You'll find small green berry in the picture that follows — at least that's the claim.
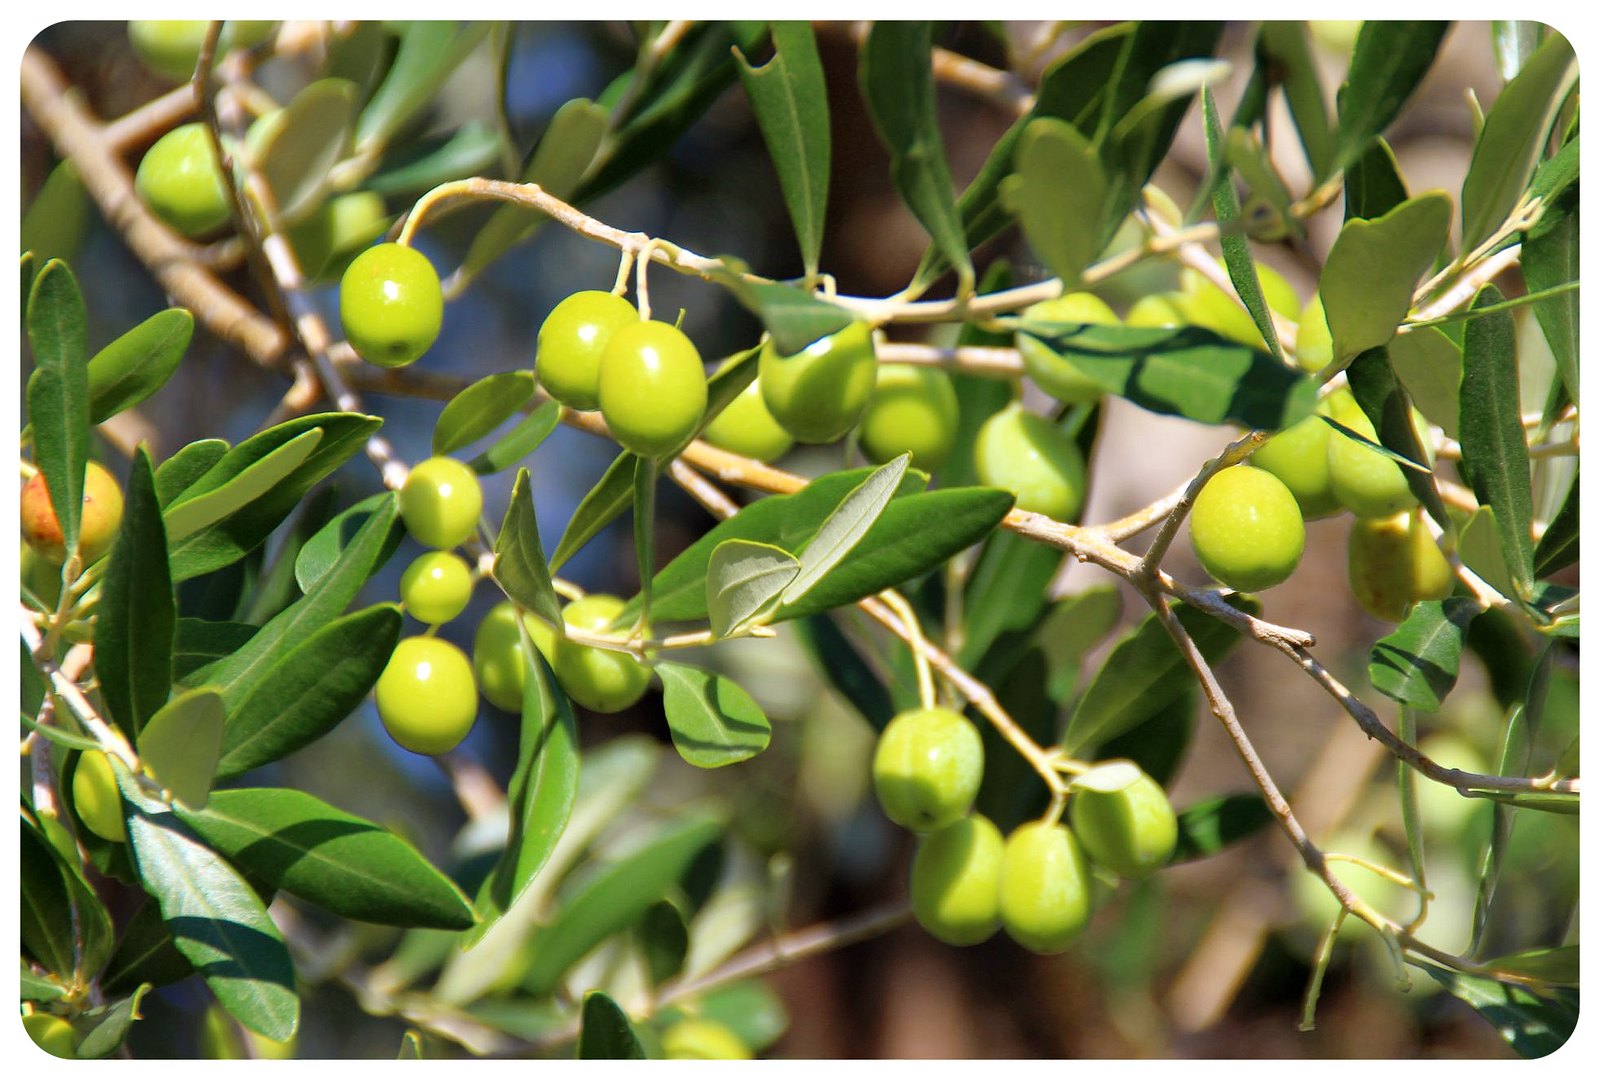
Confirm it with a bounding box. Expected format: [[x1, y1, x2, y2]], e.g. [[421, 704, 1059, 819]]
[[597, 321, 708, 458], [399, 457, 482, 550], [374, 636, 478, 755], [72, 749, 125, 843], [399, 551, 473, 625], [910, 814, 1005, 946], [134, 123, 232, 238], [339, 243, 444, 369], [536, 290, 639, 411], [758, 322, 877, 444], [871, 706, 985, 832], [1188, 465, 1306, 592], [701, 377, 794, 463]]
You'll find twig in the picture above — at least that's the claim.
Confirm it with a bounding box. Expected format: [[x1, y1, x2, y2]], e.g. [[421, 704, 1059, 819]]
[[101, 81, 198, 151], [930, 45, 1033, 115], [1132, 432, 1265, 585], [19, 606, 137, 771], [874, 341, 1024, 379]]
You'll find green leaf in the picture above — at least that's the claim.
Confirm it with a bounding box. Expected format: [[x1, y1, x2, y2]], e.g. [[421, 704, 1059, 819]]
[[137, 688, 226, 810], [95, 448, 175, 739], [470, 401, 560, 474], [458, 99, 608, 284], [21, 159, 89, 267], [102, 899, 192, 996], [155, 439, 228, 505], [1459, 507, 1518, 602], [1065, 597, 1258, 753], [20, 964, 70, 1003], [483, 652, 579, 916], [1320, 193, 1452, 365], [19, 712, 102, 751], [1414, 962, 1578, 1057], [791, 614, 902, 731], [216, 604, 402, 779], [1256, 23, 1332, 178], [775, 487, 1013, 622], [859, 21, 973, 290], [1493, 21, 1547, 82], [25, 259, 90, 557], [1521, 187, 1578, 406], [86, 309, 192, 424], [164, 428, 324, 543], [577, 991, 647, 1059], [636, 901, 688, 986], [243, 484, 341, 625], [492, 467, 563, 628], [735, 22, 829, 279], [783, 454, 910, 604], [22, 815, 114, 982], [433, 371, 538, 456], [1000, 117, 1105, 289], [707, 539, 800, 637], [1368, 598, 1484, 712], [1170, 793, 1273, 862], [704, 262, 854, 358], [658, 980, 789, 1053], [657, 663, 772, 768], [520, 814, 722, 995], [1484, 945, 1579, 987], [1458, 33, 1576, 254], [364, 121, 502, 198], [1344, 347, 1452, 531], [355, 22, 490, 151], [1388, 327, 1461, 437], [1469, 789, 1579, 816], [1328, 22, 1450, 178], [1459, 285, 1535, 594], [1344, 137, 1409, 222], [201, 497, 399, 710], [1096, 688, 1195, 789], [627, 466, 925, 624], [294, 490, 404, 594], [958, 529, 1063, 674], [550, 450, 638, 572], [73, 983, 151, 1059], [1532, 472, 1578, 578], [179, 787, 475, 930], [1011, 322, 1317, 431], [165, 412, 382, 582], [1202, 87, 1282, 360], [118, 767, 299, 1042], [253, 79, 358, 223]]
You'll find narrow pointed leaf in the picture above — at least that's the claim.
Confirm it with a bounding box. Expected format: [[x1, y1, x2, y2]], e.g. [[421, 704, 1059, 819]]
[[470, 401, 560, 475], [1256, 22, 1331, 177], [1521, 188, 1578, 406], [293, 490, 404, 594], [22, 815, 114, 982], [1171, 794, 1273, 862], [155, 439, 228, 505], [164, 428, 323, 543], [433, 371, 538, 456], [1328, 22, 1450, 178], [1459, 285, 1535, 593], [1344, 137, 1409, 221], [1532, 472, 1578, 578], [493, 467, 563, 628], [1201, 87, 1281, 360], [705, 263, 853, 357], [658, 663, 771, 768], [73, 983, 152, 1059], [179, 787, 475, 930], [355, 22, 490, 150], [95, 448, 174, 738], [25, 259, 90, 556], [1414, 962, 1577, 1058], [578, 991, 647, 1059], [708, 539, 801, 637], [550, 450, 637, 572], [86, 309, 192, 424], [137, 688, 226, 810], [1369, 598, 1484, 712], [254, 78, 358, 223], [783, 454, 909, 603]]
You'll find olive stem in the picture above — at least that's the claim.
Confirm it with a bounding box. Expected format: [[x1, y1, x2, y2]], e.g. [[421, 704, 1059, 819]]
[[879, 589, 937, 710], [18, 605, 140, 774], [1130, 431, 1266, 587]]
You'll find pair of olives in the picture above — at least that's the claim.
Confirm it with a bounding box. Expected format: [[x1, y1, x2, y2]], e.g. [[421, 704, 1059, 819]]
[[870, 707, 1177, 953], [473, 595, 652, 716]]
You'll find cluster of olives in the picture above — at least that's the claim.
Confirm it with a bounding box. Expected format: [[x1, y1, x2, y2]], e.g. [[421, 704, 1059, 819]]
[[871, 707, 1177, 953]]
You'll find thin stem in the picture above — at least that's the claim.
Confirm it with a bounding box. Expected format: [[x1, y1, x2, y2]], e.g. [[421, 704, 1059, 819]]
[[1133, 432, 1265, 585], [19, 606, 138, 772], [879, 589, 937, 710]]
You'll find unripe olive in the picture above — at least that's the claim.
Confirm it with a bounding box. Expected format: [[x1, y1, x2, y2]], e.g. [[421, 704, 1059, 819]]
[[398, 551, 473, 626], [1325, 391, 1419, 519], [128, 21, 277, 82], [284, 191, 390, 281], [374, 636, 478, 755], [1188, 465, 1306, 592], [1347, 510, 1454, 622], [974, 403, 1087, 521], [910, 814, 1005, 946], [399, 456, 482, 550], [700, 377, 794, 462], [535, 290, 639, 411], [1249, 407, 1342, 520], [134, 123, 233, 239], [339, 243, 444, 369], [1125, 292, 1187, 329], [1291, 828, 1403, 935], [1068, 762, 1178, 878], [1016, 292, 1119, 405], [871, 707, 985, 832], [552, 594, 651, 713], [23, 1012, 76, 1058], [1177, 264, 1299, 349], [857, 364, 961, 470], [72, 749, 126, 843], [20, 461, 125, 565], [758, 322, 877, 443], [1297, 292, 1333, 373], [472, 600, 556, 712], [1415, 734, 1493, 845], [198, 1000, 296, 1060], [998, 821, 1094, 954], [659, 1018, 752, 1060], [597, 320, 709, 459]]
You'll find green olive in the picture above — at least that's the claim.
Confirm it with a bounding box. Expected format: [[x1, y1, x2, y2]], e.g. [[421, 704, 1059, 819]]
[[856, 364, 961, 470], [128, 21, 277, 82], [1016, 292, 1119, 405], [871, 706, 985, 832], [20, 461, 125, 565], [700, 377, 794, 463], [284, 191, 390, 281], [758, 322, 878, 444], [1347, 510, 1454, 622], [659, 1019, 752, 1060], [974, 402, 1087, 521], [1125, 293, 1187, 329], [23, 1012, 76, 1058], [1068, 762, 1178, 878], [399, 457, 483, 550], [998, 821, 1094, 954], [910, 814, 1005, 946], [535, 290, 640, 411], [374, 636, 478, 755], [552, 594, 652, 713], [1177, 264, 1299, 349], [398, 551, 474, 626], [597, 320, 708, 458], [339, 242, 444, 369], [472, 600, 556, 712], [1296, 292, 1333, 373], [1325, 391, 1419, 519], [1189, 464, 1306, 591], [72, 749, 126, 843], [134, 123, 233, 239], [1249, 406, 1342, 520]]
